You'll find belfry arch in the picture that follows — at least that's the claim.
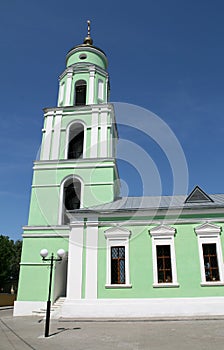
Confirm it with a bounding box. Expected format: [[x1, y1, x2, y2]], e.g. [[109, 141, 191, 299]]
[[67, 122, 84, 159], [74, 80, 87, 106]]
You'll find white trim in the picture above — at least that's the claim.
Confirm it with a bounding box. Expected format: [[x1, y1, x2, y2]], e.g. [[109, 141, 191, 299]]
[[22, 233, 69, 238], [90, 108, 99, 158], [58, 81, 65, 106], [14, 301, 46, 316], [19, 262, 49, 266], [33, 159, 117, 170], [98, 79, 104, 100], [66, 222, 84, 299], [88, 66, 95, 104], [64, 70, 73, 106], [85, 221, 98, 299], [32, 184, 60, 188], [58, 175, 84, 225], [150, 225, 178, 286], [61, 297, 224, 318], [195, 222, 224, 284], [100, 110, 108, 157], [51, 112, 62, 160], [23, 225, 68, 230], [41, 114, 53, 160], [104, 227, 131, 287], [105, 284, 132, 288]]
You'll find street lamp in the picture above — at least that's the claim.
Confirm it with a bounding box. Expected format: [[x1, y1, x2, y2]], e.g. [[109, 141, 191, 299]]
[[40, 248, 65, 338]]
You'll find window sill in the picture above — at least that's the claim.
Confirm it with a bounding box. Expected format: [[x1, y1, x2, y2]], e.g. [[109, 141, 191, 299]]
[[201, 282, 224, 287], [153, 283, 180, 288], [105, 284, 132, 289]]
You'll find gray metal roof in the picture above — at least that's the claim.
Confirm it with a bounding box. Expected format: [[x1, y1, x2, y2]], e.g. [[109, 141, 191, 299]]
[[88, 193, 224, 212]]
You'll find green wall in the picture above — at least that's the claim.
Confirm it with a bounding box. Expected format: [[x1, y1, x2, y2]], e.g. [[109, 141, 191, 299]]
[[97, 221, 224, 299]]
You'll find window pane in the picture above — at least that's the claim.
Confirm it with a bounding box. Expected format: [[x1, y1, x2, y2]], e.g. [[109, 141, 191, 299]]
[[68, 130, 84, 159], [119, 259, 125, 283], [75, 80, 86, 106], [111, 246, 125, 284], [156, 245, 172, 283], [203, 243, 220, 281]]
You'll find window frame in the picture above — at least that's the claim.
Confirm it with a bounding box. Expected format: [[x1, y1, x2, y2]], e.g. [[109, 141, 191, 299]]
[[111, 246, 126, 284], [65, 121, 86, 159], [150, 225, 179, 288], [195, 223, 224, 286], [104, 227, 132, 288], [58, 176, 83, 225], [74, 79, 87, 106]]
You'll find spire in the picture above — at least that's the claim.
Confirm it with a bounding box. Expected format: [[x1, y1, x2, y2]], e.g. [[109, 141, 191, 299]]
[[83, 20, 93, 45]]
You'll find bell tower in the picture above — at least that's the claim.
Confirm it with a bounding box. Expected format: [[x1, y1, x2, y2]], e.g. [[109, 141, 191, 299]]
[[29, 20, 120, 226], [15, 22, 120, 313]]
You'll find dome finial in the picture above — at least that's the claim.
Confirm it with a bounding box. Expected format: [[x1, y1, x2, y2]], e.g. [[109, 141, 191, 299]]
[[84, 19, 93, 45]]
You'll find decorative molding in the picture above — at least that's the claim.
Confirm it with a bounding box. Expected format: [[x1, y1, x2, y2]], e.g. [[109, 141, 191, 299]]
[[195, 222, 221, 236], [104, 227, 131, 286], [23, 225, 69, 231], [195, 222, 224, 284], [22, 233, 69, 238], [150, 224, 176, 237], [150, 225, 178, 286]]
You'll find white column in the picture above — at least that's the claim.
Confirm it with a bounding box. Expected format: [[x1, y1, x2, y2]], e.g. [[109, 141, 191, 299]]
[[51, 111, 62, 160], [64, 70, 73, 106], [85, 220, 98, 299], [66, 222, 84, 300], [90, 108, 99, 158], [41, 112, 53, 160], [100, 108, 108, 157], [105, 75, 109, 102], [88, 66, 95, 104], [57, 81, 65, 106]]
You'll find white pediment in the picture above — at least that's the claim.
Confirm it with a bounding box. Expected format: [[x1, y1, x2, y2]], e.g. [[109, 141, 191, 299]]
[[195, 222, 221, 235], [149, 224, 176, 237], [104, 227, 131, 239]]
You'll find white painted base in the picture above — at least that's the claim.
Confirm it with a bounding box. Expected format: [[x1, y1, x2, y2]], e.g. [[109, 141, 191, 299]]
[[13, 297, 224, 318], [13, 301, 46, 316], [61, 297, 224, 318]]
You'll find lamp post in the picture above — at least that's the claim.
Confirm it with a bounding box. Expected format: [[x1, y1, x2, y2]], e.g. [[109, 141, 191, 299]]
[[40, 248, 65, 338]]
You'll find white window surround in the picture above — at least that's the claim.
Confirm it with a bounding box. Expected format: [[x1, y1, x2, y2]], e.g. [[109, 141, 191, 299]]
[[104, 227, 132, 288], [195, 222, 224, 286], [98, 79, 104, 101], [58, 175, 84, 225], [149, 225, 179, 288], [58, 82, 65, 105], [64, 120, 87, 159]]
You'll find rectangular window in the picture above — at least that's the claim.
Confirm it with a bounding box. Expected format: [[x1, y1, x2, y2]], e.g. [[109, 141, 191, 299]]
[[156, 245, 173, 283], [203, 243, 220, 282], [111, 246, 125, 284]]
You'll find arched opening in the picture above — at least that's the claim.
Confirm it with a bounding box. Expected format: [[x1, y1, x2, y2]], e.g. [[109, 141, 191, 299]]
[[63, 178, 81, 224], [68, 123, 84, 159], [74, 80, 87, 106]]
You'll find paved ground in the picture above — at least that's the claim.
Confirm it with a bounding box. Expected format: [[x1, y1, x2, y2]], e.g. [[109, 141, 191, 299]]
[[1, 308, 224, 349]]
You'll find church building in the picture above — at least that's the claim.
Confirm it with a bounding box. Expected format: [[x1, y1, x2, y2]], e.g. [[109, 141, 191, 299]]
[[14, 22, 224, 318]]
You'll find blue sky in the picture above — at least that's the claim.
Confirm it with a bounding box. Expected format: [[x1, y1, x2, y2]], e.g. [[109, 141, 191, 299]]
[[0, 0, 224, 240]]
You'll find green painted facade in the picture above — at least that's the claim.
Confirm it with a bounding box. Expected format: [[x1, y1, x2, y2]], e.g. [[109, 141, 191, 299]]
[[15, 26, 224, 318]]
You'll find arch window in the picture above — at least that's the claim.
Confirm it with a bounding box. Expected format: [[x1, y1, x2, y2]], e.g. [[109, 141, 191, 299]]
[[74, 80, 87, 106], [68, 123, 84, 159], [62, 178, 81, 224]]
